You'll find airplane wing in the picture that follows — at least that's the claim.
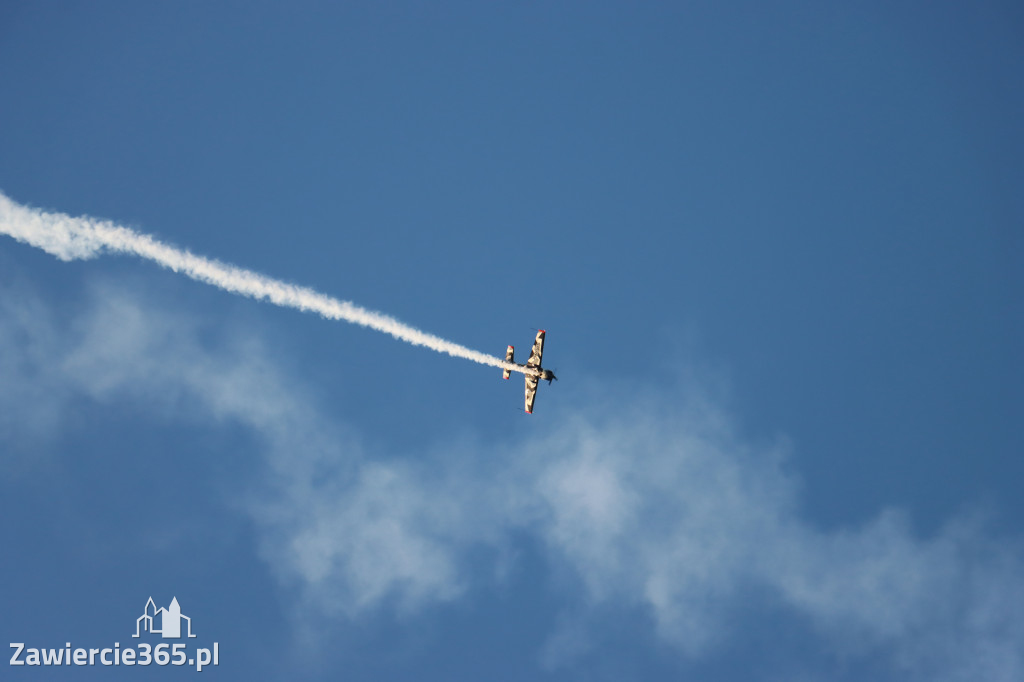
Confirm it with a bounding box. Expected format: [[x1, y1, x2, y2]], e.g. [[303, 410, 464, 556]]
[[524, 373, 539, 414], [524, 330, 546, 413], [526, 330, 545, 369], [503, 345, 514, 380]]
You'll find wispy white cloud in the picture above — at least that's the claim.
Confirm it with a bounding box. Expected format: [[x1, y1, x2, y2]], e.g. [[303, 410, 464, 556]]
[[0, 289, 69, 447], [1, 279, 1021, 680]]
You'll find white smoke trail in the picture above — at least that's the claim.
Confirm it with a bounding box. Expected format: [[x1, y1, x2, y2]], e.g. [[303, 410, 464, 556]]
[[0, 192, 532, 375]]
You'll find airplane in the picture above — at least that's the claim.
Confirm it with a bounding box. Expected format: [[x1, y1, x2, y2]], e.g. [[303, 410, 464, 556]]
[[503, 329, 557, 414]]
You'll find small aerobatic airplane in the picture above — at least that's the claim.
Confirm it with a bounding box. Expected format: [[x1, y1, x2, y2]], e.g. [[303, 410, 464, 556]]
[[503, 330, 557, 413]]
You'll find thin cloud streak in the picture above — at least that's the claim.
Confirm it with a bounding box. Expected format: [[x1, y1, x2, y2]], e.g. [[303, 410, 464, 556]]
[[0, 192, 526, 375]]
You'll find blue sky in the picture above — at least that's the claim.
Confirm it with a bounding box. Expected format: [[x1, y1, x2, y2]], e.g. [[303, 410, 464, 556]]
[[1, 2, 1022, 680]]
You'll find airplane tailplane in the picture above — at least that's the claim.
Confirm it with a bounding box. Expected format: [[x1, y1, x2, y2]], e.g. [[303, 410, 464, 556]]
[[503, 345, 514, 379]]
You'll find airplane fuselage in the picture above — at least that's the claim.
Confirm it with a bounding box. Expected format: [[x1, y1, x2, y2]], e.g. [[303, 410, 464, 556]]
[[511, 364, 556, 382]]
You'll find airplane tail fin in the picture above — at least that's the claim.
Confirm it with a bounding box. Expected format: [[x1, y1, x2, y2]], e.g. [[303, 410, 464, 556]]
[[503, 345, 514, 379]]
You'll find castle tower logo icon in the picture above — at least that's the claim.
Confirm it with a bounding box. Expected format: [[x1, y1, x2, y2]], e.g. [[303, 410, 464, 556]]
[[133, 597, 197, 639]]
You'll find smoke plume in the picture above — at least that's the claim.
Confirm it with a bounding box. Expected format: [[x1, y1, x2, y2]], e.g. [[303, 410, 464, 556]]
[[0, 192, 526, 375]]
